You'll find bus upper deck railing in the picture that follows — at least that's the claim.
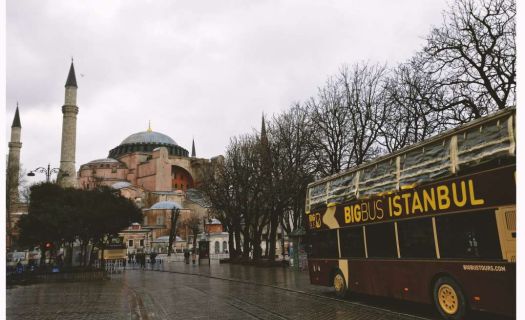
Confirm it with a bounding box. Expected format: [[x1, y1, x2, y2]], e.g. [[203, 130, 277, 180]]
[[307, 108, 516, 212]]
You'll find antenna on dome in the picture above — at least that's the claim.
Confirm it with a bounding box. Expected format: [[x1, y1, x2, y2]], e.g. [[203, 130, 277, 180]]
[[147, 120, 152, 132]]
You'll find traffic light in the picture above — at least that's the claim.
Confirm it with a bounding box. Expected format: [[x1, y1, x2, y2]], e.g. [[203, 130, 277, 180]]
[[45, 242, 53, 249]]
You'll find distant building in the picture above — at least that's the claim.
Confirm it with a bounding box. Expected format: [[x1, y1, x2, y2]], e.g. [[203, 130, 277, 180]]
[[77, 120, 224, 252], [119, 223, 149, 254], [205, 218, 229, 254]]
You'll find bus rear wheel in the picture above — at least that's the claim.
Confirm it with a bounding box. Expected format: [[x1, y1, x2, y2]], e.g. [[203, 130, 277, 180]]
[[433, 276, 466, 320], [333, 269, 347, 298]]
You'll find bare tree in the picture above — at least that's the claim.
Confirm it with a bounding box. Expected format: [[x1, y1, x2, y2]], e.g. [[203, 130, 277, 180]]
[[198, 159, 241, 258], [167, 207, 180, 256], [182, 215, 202, 251], [380, 59, 449, 153], [307, 77, 352, 176], [269, 104, 316, 258], [422, 0, 516, 122], [340, 63, 388, 165]]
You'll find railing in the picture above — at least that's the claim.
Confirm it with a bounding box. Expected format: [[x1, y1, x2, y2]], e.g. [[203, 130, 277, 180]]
[[210, 253, 230, 260], [93, 259, 126, 274], [156, 252, 230, 263]]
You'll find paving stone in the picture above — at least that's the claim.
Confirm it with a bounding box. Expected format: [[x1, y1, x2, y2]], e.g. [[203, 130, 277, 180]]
[[7, 263, 503, 319]]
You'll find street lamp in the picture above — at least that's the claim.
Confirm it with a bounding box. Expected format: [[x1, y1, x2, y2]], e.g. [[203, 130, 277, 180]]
[[27, 164, 68, 182]]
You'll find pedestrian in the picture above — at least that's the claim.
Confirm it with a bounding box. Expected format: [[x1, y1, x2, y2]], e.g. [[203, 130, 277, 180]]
[[191, 250, 196, 265], [15, 260, 23, 274], [139, 253, 146, 269], [184, 250, 190, 264], [149, 252, 157, 268]]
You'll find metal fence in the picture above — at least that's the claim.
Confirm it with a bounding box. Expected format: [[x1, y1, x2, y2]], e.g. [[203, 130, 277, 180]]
[[93, 259, 126, 275], [156, 252, 230, 263]]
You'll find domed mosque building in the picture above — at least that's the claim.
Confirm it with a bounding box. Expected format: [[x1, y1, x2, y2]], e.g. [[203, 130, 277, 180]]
[[78, 125, 227, 254]]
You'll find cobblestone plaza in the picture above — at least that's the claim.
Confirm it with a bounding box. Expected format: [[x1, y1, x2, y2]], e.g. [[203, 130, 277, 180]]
[[6, 263, 510, 320]]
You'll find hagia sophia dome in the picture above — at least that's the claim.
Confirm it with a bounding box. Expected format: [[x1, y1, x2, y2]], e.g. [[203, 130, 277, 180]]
[[108, 129, 189, 159], [120, 131, 177, 145]]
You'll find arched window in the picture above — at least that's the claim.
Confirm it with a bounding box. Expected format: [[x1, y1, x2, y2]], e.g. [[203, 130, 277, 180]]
[[215, 241, 220, 254], [223, 241, 228, 253]]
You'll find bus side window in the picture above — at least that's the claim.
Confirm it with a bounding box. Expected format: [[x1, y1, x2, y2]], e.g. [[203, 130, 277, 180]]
[[435, 210, 502, 260], [309, 230, 338, 259], [365, 222, 397, 258], [340, 226, 365, 258], [397, 218, 436, 259]]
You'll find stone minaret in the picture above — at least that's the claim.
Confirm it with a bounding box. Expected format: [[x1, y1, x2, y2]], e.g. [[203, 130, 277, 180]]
[[7, 104, 22, 205], [58, 61, 79, 188]]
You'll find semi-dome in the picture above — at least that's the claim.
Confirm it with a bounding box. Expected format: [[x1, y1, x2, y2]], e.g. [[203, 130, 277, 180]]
[[120, 131, 177, 146], [80, 157, 126, 170], [150, 201, 182, 210], [111, 181, 132, 189], [87, 158, 120, 164]]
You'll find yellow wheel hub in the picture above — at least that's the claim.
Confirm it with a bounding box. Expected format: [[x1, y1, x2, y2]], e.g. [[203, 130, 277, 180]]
[[334, 274, 345, 292], [438, 284, 459, 315]]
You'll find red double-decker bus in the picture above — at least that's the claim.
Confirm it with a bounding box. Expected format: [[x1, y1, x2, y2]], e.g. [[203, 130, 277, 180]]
[[305, 109, 515, 319]]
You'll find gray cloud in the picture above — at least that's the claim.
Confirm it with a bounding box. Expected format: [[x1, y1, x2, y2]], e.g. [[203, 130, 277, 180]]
[[6, 0, 447, 183]]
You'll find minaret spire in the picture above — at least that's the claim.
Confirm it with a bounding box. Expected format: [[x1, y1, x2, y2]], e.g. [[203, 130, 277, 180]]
[[65, 61, 78, 88], [58, 60, 79, 188], [12, 103, 21, 128], [147, 120, 152, 132], [191, 138, 196, 157], [260, 113, 267, 143]]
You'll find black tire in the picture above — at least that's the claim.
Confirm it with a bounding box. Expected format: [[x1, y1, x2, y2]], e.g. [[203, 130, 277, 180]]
[[333, 269, 347, 298], [433, 276, 467, 320]]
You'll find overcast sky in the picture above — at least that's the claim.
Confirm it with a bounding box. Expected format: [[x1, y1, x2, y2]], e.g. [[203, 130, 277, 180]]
[[6, 0, 448, 184]]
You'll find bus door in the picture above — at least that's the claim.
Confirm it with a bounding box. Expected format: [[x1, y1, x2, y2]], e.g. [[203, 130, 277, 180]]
[[495, 206, 516, 262]]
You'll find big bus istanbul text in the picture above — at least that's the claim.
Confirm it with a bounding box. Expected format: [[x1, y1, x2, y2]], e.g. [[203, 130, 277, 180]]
[[344, 179, 484, 224]]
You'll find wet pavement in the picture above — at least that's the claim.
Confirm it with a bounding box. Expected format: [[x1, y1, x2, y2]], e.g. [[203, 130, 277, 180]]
[[6, 262, 508, 319]]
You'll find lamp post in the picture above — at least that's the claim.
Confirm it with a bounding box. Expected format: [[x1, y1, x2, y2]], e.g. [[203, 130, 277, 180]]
[[27, 164, 67, 182]]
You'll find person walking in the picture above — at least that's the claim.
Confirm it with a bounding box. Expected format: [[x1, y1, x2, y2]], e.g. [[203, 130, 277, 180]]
[[15, 260, 23, 274], [184, 250, 190, 264], [149, 252, 157, 269], [139, 253, 146, 270]]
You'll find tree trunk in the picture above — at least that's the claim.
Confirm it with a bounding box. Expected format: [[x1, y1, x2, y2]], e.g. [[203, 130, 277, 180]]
[[100, 245, 105, 269], [66, 242, 73, 267], [228, 231, 235, 258], [234, 221, 242, 257], [192, 227, 199, 251], [268, 214, 279, 261], [264, 233, 269, 257], [168, 209, 180, 256], [39, 244, 46, 266], [252, 230, 263, 261], [87, 243, 95, 267], [242, 224, 251, 259], [280, 224, 286, 260]]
